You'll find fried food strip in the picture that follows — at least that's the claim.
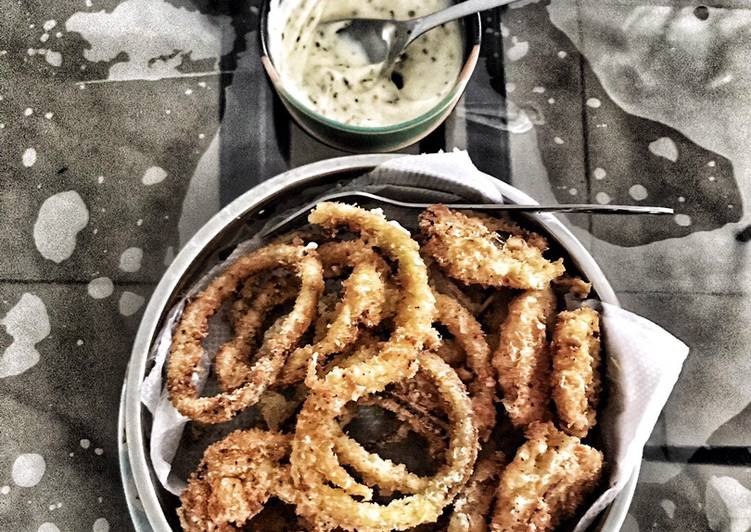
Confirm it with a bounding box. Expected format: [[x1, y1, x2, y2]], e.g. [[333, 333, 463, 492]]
[[552, 275, 592, 300], [178, 429, 296, 531], [168, 244, 324, 424], [216, 275, 298, 391], [279, 243, 387, 385], [419, 205, 565, 290], [291, 204, 479, 530], [448, 451, 507, 532], [435, 292, 496, 442], [490, 421, 603, 532], [493, 287, 557, 428], [434, 337, 466, 366], [551, 307, 602, 438], [469, 211, 549, 252]]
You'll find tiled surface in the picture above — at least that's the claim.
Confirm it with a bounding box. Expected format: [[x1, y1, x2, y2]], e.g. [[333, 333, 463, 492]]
[[1, 1, 751, 531]]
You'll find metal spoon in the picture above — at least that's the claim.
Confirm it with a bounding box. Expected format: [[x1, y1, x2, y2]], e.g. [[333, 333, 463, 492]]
[[260, 190, 674, 238], [321, 0, 519, 75]]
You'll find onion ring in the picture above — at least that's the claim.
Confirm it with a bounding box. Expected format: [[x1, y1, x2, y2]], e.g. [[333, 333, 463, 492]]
[[490, 421, 603, 532], [448, 451, 507, 532], [492, 287, 557, 428], [216, 274, 298, 391], [551, 306, 602, 438], [167, 243, 324, 424], [419, 205, 565, 289]]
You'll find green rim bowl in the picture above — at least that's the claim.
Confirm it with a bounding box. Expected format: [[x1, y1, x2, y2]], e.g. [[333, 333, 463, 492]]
[[259, 1, 482, 153]]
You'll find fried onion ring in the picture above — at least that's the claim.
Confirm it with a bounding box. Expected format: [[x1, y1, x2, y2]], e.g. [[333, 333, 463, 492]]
[[551, 306, 602, 438], [419, 205, 565, 289], [448, 451, 507, 532], [490, 421, 603, 532], [167, 243, 323, 424], [493, 287, 557, 428]]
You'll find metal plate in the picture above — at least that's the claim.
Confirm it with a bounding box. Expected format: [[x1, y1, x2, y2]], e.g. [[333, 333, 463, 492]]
[[122, 153, 638, 531]]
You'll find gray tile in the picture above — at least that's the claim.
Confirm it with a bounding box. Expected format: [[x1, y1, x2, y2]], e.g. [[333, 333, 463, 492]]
[[0, 281, 149, 532], [614, 291, 751, 447]]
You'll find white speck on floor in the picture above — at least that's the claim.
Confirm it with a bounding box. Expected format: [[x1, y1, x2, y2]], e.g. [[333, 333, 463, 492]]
[[44, 112, 53, 119], [198, 133, 205, 139], [142, 166, 167, 185], [629, 184, 648, 201], [568, 187, 578, 195], [507, 37, 529, 61], [594, 167, 607, 180], [1, 486, 10, 495], [184, 88, 193, 95], [586, 97, 601, 108], [23, 147, 37, 167], [548, 97, 555, 104], [532, 86, 545, 93], [97, 175, 104, 184], [87, 277, 113, 299], [678, 196, 686, 203], [709, 175, 716, 182], [660, 499, 676, 519], [93, 518, 110, 532], [708, 160, 716, 167], [12, 453, 46, 487], [595, 192, 611, 204], [33, 191, 89, 263], [45, 50, 63, 67], [118, 247, 143, 272], [80, 439, 90, 449], [554, 136, 564, 144], [38, 524, 60, 532], [649, 137, 679, 162], [557, 50, 567, 58], [43, 20, 57, 31], [94, 448, 104, 456], [136, 218, 143, 226], [24, 107, 33, 116], [198, 81, 206, 88], [674, 214, 692, 227], [119, 292, 145, 317], [0, 293, 50, 378]]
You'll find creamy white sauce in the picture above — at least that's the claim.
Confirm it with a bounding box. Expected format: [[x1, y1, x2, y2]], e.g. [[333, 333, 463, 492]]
[[269, 0, 464, 127]]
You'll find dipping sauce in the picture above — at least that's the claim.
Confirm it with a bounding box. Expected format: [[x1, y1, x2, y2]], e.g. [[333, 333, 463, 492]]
[[268, 0, 464, 127]]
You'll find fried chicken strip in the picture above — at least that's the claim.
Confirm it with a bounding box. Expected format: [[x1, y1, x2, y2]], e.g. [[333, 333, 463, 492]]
[[448, 451, 508, 532], [490, 421, 604, 532], [551, 306, 602, 438]]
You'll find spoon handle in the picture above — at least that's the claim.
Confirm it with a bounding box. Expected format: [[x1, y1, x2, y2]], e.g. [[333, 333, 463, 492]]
[[410, 0, 518, 43]]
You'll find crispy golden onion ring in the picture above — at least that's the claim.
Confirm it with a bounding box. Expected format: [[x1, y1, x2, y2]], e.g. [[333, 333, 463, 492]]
[[178, 429, 296, 531], [551, 306, 602, 438], [493, 287, 557, 428], [168, 244, 323, 424], [435, 292, 496, 442], [419, 205, 564, 289], [448, 451, 507, 532], [216, 275, 298, 391], [280, 242, 387, 386], [293, 352, 477, 530], [490, 421, 603, 532]]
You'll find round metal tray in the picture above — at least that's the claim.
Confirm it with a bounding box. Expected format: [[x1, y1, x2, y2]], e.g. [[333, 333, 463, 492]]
[[122, 153, 639, 531]]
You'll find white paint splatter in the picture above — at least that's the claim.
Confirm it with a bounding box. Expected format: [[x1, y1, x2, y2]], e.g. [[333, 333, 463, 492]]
[[40, 33, 50, 43], [709, 175, 716, 182], [554, 136, 564, 144], [708, 160, 716, 167], [547, 97, 555, 104], [1, 485, 10, 495], [184, 88, 193, 95], [44, 112, 53, 119], [675, 214, 692, 227], [505, 82, 515, 93], [142, 166, 167, 185], [678, 196, 686, 203], [629, 184, 648, 201], [12, 454, 46, 487], [198, 133, 205, 139], [649, 137, 679, 162], [87, 277, 113, 299], [119, 292, 145, 317], [118, 247, 143, 272], [97, 175, 104, 184], [507, 38, 529, 61], [64, 0, 234, 82], [43, 20, 57, 31], [22, 148, 37, 167], [76, 339, 83, 346], [595, 192, 611, 204], [568, 187, 578, 195], [532, 86, 545, 93], [705, 476, 751, 532], [80, 439, 90, 449], [0, 294, 50, 378], [586, 97, 602, 108], [93, 518, 110, 532], [594, 167, 607, 180], [45, 50, 63, 67], [24, 107, 34, 116], [33, 191, 89, 263], [38, 524, 60, 532], [94, 448, 104, 456], [557, 50, 567, 58], [660, 499, 676, 519]]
